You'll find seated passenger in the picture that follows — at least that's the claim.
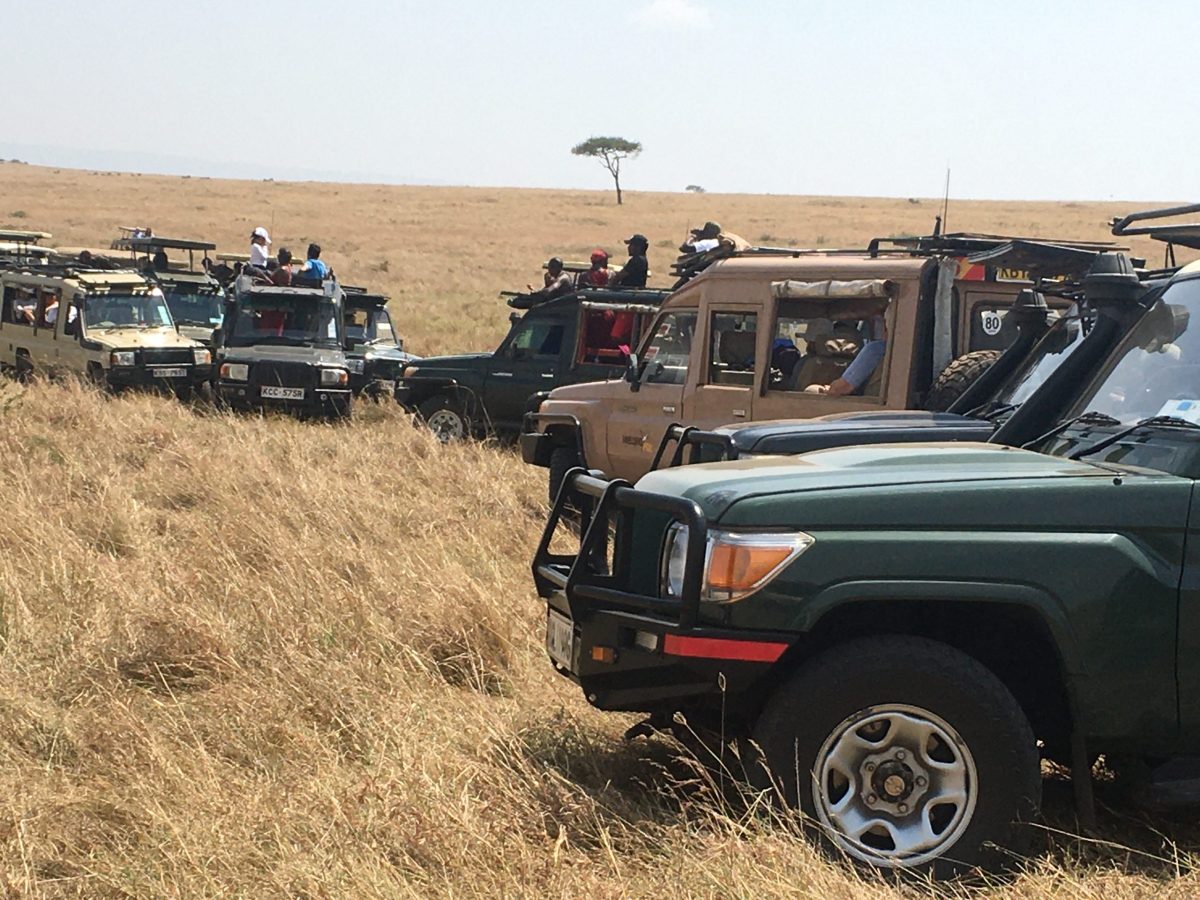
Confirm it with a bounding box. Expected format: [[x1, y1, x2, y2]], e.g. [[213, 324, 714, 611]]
[[526, 257, 573, 301], [771, 337, 801, 383], [578, 250, 610, 288], [296, 243, 330, 281], [804, 318, 887, 396]]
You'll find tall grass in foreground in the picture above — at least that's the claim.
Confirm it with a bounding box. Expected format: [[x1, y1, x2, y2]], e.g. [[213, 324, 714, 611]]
[[0, 381, 1195, 897]]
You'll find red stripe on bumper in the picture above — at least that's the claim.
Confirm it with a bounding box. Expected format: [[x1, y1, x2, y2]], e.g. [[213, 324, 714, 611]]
[[662, 634, 788, 663]]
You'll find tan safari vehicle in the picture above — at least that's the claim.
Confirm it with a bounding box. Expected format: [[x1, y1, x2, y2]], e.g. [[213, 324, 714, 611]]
[[0, 265, 213, 397], [521, 233, 1116, 495]]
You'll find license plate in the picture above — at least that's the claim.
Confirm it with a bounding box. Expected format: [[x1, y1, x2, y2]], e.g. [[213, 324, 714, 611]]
[[261, 385, 305, 400], [151, 367, 188, 378], [376, 379, 395, 394], [546, 610, 575, 670]]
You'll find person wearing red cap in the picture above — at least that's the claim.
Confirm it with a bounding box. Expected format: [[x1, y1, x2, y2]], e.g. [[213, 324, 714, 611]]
[[579, 249, 610, 288]]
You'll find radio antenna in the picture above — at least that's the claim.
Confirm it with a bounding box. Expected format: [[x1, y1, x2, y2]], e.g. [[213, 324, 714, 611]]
[[941, 166, 952, 234]]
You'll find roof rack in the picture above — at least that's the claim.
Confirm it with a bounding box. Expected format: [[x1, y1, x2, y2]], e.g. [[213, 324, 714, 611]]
[[1110, 203, 1200, 267], [114, 236, 217, 253], [668, 230, 1127, 290], [0, 230, 51, 244]]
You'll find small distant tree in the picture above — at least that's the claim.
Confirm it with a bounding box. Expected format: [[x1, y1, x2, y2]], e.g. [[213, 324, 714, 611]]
[[571, 136, 642, 205], [685, 184, 706, 193]]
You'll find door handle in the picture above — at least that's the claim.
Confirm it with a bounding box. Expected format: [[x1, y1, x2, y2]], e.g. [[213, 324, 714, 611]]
[[541, 372, 555, 378], [493, 372, 513, 378], [732, 408, 747, 417], [661, 405, 676, 414]]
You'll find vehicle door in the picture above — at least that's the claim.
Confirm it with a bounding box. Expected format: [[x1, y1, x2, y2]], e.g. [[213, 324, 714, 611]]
[[29, 287, 64, 372], [483, 311, 569, 428], [1, 281, 38, 370], [56, 292, 88, 374], [682, 307, 761, 428], [751, 291, 889, 420], [605, 308, 698, 479]]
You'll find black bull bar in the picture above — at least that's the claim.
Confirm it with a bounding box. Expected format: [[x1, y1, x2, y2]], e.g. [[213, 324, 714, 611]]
[[532, 468, 708, 628]]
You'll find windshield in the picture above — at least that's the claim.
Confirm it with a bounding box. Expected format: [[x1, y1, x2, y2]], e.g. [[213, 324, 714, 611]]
[[1062, 280, 1200, 426], [165, 291, 224, 327], [228, 294, 340, 347], [84, 292, 174, 329], [344, 306, 399, 348], [992, 308, 1091, 407], [1039, 278, 1200, 475]]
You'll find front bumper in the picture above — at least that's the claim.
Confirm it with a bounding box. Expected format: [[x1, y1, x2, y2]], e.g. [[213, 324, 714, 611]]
[[107, 363, 209, 389], [532, 469, 793, 714], [218, 381, 352, 413]]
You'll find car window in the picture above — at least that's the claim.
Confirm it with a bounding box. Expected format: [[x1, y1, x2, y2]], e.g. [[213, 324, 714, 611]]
[[769, 298, 888, 397], [3, 285, 38, 327], [511, 319, 564, 359], [578, 308, 637, 366], [708, 312, 758, 386], [641, 311, 696, 386]]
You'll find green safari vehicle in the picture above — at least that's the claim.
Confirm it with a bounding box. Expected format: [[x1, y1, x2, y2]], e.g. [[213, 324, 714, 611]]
[[533, 238, 1200, 875]]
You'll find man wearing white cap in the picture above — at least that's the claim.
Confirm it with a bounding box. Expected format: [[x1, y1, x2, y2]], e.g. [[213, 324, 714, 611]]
[[250, 227, 271, 268]]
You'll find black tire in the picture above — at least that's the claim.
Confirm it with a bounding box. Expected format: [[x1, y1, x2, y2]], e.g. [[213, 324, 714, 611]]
[[926, 350, 1003, 413], [418, 394, 472, 442], [751, 635, 1040, 878], [15, 351, 34, 384], [548, 445, 581, 504]]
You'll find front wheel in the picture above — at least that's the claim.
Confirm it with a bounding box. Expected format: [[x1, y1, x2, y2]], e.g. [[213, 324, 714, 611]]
[[419, 394, 472, 442], [751, 635, 1040, 877], [548, 445, 581, 504]]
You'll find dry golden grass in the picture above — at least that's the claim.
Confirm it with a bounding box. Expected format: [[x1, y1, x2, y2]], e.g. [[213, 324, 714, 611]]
[[0, 165, 1197, 896]]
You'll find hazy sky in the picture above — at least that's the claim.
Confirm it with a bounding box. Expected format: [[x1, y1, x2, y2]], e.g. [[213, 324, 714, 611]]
[[6, 0, 1193, 200]]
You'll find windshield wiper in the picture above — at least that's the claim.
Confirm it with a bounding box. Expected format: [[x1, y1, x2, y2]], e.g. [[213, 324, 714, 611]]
[[1069, 415, 1200, 460], [982, 402, 1019, 422], [1020, 411, 1121, 449]]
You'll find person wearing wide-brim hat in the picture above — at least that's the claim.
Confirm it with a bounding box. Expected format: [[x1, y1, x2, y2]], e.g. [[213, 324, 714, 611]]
[[609, 234, 649, 289]]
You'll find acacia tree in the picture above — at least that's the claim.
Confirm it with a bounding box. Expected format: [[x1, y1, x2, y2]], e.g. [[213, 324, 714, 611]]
[[571, 136, 642, 205]]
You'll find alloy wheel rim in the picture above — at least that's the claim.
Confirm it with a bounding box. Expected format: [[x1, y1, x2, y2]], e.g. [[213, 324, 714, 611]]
[[811, 703, 978, 868], [426, 408, 465, 441]]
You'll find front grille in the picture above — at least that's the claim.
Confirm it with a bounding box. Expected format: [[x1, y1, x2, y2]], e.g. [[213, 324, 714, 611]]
[[142, 348, 193, 365], [251, 362, 315, 389]]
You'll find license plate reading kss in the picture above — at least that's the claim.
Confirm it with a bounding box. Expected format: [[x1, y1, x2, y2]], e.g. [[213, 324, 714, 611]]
[[261, 386, 305, 400], [546, 610, 575, 670], [151, 367, 188, 378]]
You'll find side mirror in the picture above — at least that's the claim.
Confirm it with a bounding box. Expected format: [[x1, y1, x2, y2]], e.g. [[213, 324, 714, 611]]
[[625, 352, 641, 391], [211, 327, 224, 348], [508, 312, 521, 324]]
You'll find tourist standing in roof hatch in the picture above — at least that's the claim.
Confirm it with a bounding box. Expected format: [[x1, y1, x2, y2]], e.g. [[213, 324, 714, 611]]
[[250, 227, 271, 268], [608, 234, 649, 289]]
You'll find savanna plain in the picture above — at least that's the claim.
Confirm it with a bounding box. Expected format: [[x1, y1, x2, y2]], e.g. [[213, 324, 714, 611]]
[[0, 163, 1197, 897]]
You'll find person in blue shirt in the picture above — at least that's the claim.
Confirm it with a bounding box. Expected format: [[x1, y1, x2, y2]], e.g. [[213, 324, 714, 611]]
[[297, 243, 330, 281], [805, 315, 887, 397]]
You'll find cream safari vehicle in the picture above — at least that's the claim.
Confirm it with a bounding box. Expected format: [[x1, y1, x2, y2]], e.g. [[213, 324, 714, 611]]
[[0, 265, 212, 397]]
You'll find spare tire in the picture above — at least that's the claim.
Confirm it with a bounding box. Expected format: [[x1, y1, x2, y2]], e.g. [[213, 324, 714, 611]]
[[926, 350, 1002, 412]]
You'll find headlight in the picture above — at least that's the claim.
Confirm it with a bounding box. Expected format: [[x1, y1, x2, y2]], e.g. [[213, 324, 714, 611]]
[[321, 368, 349, 386], [193, 349, 212, 366], [402, 365, 420, 378], [661, 524, 813, 603], [110, 351, 136, 367], [220, 363, 249, 381], [346, 359, 365, 375]]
